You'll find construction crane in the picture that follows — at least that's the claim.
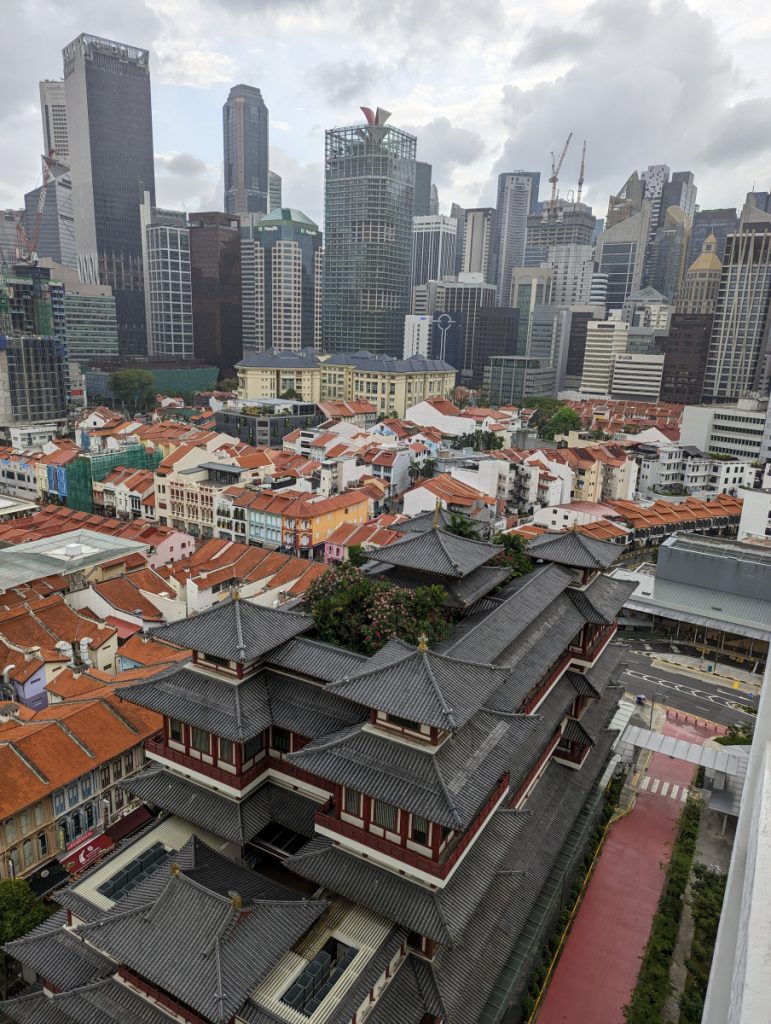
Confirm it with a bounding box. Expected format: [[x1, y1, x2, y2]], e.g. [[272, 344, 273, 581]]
[[576, 140, 586, 204], [548, 132, 573, 204], [15, 149, 57, 265]]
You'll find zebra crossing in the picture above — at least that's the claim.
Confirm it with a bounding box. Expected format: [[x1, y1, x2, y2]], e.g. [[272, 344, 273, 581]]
[[639, 776, 689, 802]]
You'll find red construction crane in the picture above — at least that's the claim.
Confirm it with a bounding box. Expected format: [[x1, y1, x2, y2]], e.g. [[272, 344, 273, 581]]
[[15, 149, 58, 264]]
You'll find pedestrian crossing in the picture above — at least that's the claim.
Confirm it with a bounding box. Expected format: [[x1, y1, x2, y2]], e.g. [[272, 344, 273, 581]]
[[640, 776, 689, 801]]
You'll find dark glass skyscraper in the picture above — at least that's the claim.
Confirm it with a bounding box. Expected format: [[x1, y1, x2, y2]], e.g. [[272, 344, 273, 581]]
[[63, 34, 155, 356], [323, 111, 416, 356], [189, 212, 242, 375], [223, 85, 269, 216]]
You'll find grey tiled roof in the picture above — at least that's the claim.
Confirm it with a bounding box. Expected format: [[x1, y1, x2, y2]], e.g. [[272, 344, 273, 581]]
[[366, 528, 501, 578], [123, 768, 320, 845], [4, 919, 113, 992], [0, 979, 176, 1024], [264, 671, 368, 737], [153, 598, 313, 662], [326, 639, 510, 730], [562, 718, 595, 746], [75, 872, 326, 1024], [376, 563, 511, 607], [567, 645, 626, 699], [566, 575, 637, 624], [286, 807, 528, 945], [366, 956, 446, 1024], [287, 711, 539, 828], [392, 507, 456, 533], [266, 637, 369, 681], [118, 666, 271, 742], [527, 530, 620, 569]]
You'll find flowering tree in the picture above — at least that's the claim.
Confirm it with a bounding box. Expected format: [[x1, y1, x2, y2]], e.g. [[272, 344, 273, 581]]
[[303, 563, 451, 655]]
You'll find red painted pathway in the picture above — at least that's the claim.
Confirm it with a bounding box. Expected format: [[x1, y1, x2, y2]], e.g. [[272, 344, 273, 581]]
[[536, 715, 717, 1024]]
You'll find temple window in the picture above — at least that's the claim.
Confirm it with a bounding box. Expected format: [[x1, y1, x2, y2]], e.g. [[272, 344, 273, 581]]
[[373, 800, 398, 831]]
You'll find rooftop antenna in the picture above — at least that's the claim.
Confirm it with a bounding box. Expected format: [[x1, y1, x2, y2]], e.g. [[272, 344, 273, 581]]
[[549, 132, 573, 204], [576, 140, 586, 204]]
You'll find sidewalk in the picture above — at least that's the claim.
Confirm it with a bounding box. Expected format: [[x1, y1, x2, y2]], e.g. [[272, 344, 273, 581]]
[[650, 653, 762, 695], [536, 715, 708, 1024]]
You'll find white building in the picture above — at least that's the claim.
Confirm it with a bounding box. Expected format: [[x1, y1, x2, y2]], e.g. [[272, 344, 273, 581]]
[[547, 243, 594, 306], [139, 192, 194, 360], [580, 316, 629, 395], [411, 215, 457, 290], [680, 398, 769, 460], [738, 464, 771, 540], [611, 352, 665, 401], [403, 314, 432, 358]]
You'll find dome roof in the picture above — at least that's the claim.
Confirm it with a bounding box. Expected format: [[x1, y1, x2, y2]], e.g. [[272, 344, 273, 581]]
[[259, 207, 318, 228]]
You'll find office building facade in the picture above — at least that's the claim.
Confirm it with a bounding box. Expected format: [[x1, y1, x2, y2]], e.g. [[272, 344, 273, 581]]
[[511, 267, 553, 350], [39, 79, 69, 158], [462, 208, 496, 285], [223, 84, 269, 216], [657, 313, 713, 404], [63, 34, 155, 357], [323, 112, 416, 357], [450, 202, 466, 275], [414, 275, 497, 378], [139, 194, 193, 361], [241, 207, 322, 353], [676, 234, 723, 315], [610, 352, 664, 401], [0, 335, 68, 446], [524, 199, 595, 266], [23, 163, 77, 270], [411, 215, 457, 290], [189, 212, 242, 373], [414, 161, 432, 217], [471, 306, 519, 387], [580, 316, 629, 395], [268, 170, 282, 212], [687, 208, 738, 267], [496, 171, 540, 299], [594, 205, 651, 312]]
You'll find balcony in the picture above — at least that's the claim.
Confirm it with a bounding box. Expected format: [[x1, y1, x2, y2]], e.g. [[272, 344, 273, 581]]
[[145, 736, 263, 790]]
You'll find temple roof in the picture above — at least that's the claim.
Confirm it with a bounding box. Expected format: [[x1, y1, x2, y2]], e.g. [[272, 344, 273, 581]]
[[266, 637, 369, 681], [3, 910, 112, 993], [327, 639, 509, 731], [374, 563, 510, 608], [391, 507, 456, 534], [566, 645, 625, 699], [364, 956, 444, 1024], [365, 527, 502, 579], [74, 872, 326, 1023], [566, 574, 637, 624], [526, 531, 619, 570], [0, 978, 177, 1024], [152, 598, 313, 663]]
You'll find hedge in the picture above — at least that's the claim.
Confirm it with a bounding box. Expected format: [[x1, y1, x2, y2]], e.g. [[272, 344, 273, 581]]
[[678, 865, 726, 1023]]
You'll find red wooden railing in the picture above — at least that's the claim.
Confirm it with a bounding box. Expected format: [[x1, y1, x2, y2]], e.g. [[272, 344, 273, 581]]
[[520, 650, 574, 713], [145, 736, 263, 790]]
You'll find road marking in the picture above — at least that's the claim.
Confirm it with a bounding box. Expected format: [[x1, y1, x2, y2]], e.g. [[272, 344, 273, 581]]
[[641, 776, 650, 791], [660, 782, 669, 797], [651, 779, 660, 794], [671, 785, 679, 800], [681, 788, 689, 802]]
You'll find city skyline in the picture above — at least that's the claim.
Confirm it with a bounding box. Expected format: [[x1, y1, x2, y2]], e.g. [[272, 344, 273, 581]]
[[2, 0, 771, 228]]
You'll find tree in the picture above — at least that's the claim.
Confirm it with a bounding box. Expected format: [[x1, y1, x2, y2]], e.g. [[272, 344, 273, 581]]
[[450, 430, 503, 452], [422, 458, 436, 479], [279, 387, 302, 400], [303, 562, 451, 655], [0, 880, 50, 997], [529, 396, 563, 422], [446, 513, 481, 539], [541, 406, 582, 441], [493, 532, 534, 580], [110, 370, 157, 415], [217, 377, 238, 391], [347, 544, 367, 567]]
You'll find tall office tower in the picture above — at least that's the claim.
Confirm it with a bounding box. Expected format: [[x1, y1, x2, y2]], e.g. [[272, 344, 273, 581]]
[[268, 171, 282, 212], [649, 206, 691, 300], [511, 267, 553, 350], [622, 287, 672, 330], [39, 80, 69, 158], [139, 192, 194, 360], [403, 314, 432, 358], [744, 191, 771, 215], [580, 315, 629, 395], [687, 208, 738, 266], [702, 217, 771, 402], [548, 244, 594, 305], [39, 259, 119, 363], [411, 215, 457, 290], [676, 234, 722, 315], [429, 184, 439, 216], [640, 164, 670, 235], [660, 171, 697, 222], [589, 272, 608, 309], [414, 161, 432, 217], [240, 207, 322, 353], [594, 203, 651, 312], [495, 171, 540, 298], [0, 211, 23, 265], [606, 172, 644, 228], [323, 109, 416, 356], [23, 159, 77, 269], [657, 314, 713, 404], [562, 305, 605, 391], [223, 85, 269, 216], [471, 306, 519, 387], [416, 274, 497, 376], [462, 208, 496, 284], [450, 203, 466, 275], [528, 305, 566, 383], [640, 166, 696, 286], [63, 34, 155, 356], [523, 198, 595, 266], [189, 212, 242, 373]]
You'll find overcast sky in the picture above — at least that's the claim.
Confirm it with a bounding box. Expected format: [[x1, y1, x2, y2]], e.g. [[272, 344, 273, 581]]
[[3, 0, 771, 226]]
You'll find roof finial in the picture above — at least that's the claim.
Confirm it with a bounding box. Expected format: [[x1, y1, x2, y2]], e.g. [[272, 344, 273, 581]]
[[170, 862, 181, 877], [433, 497, 441, 529], [417, 633, 429, 651], [229, 891, 242, 909]]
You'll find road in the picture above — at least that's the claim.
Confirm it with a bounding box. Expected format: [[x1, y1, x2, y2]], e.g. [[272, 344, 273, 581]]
[[613, 643, 757, 728]]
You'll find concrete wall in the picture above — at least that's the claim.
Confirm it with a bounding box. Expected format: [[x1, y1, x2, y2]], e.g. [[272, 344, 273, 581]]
[[657, 537, 771, 601]]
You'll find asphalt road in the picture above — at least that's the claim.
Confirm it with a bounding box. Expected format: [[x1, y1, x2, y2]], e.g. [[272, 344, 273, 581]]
[[612, 643, 758, 729]]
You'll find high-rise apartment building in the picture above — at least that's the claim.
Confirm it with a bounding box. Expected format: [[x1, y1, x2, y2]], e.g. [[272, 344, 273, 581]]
[[63, 34, 155, 356], [240, 207, 322, 353], [676, 234, 722, 315], [702, 215, 771, 402], [495, 171, 540, 299], [39, 80, 69, 158], [323, 110, 416, 356], [139, 192, 194, 360], [414, 161, 432, 217], [411, 215, 457, 290], [462, 208, 496, 285], [223, 85, 269, 216], [594, 205, 651, 312], [580, 315, 629, 395], [268, 171, 282, 212], [189, 212, 242, 373]]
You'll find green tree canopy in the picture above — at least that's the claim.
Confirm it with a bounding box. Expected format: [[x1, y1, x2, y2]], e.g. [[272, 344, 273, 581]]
[[217, 378, 238, 391], [528, 396, 563, 421], [446, 513, 481, 539], [110, 369, 157, 415], [0, 879, 50, 996], [303, 562, 451, 655], [450, 430, 503, 452], [279, 387, 303, 400], [493, 532, 534, 580], [541, 406, 582, 441]]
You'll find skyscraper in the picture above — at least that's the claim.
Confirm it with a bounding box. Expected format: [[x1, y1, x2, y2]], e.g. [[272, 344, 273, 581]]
[[687, 208, 738, 267], [462, 208, 496, 284], [676, 234, 722, 315], [702, 212, 771, 402], [414, 161, 432, 217], [23, 159, 76, 270], [495, 171, 540, 300], [594, 204, 651, 312], [240, 207, 322, 353], [223, 85, 269, 216], [450, 202, 466, 275], [411, 215, 457, 290], [63, 34, 155, 356], [649, 206, 691, 300], [268, 171, 282, 212], [39, 80, 69, 158], [323, 108, 416, 356], [189, 212, 242, 373], [139, 192, 194, 360], [524, 199, 595, 266]]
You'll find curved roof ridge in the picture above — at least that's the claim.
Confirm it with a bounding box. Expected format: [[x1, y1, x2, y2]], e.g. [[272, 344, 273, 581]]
[[421, 651, 457, 730], [430, 757, 464, 829]]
